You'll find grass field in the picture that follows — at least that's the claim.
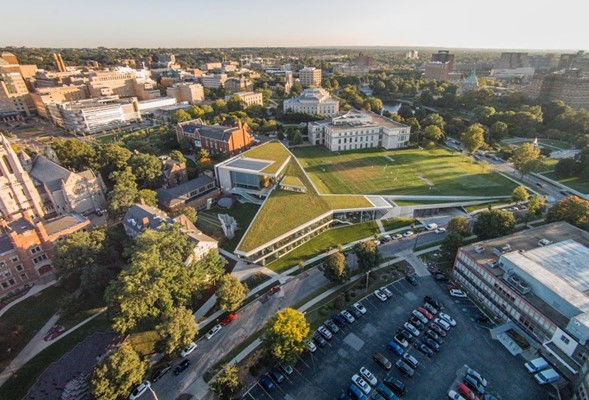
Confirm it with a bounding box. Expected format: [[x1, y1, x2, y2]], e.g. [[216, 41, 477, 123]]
[[196, 203, 260, 252], [293, 146, 517, 197], [266, 221, 379, 272], [541, 172, 589, 194]]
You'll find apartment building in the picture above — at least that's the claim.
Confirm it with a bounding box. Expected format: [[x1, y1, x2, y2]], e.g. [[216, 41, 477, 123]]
[[0, 64, 33, 118], [176, 119, 254, 156], [283, 88, 339, 117], [308, 109, 411, 151], [200, 74, 228, 89], [225, 91, 263, 107], [425, 50, 455, 81], [452, 222, 589, 379], [299, 67, 322, 87], [166, 83, 205, 104], [30, 85, 89, 122], [538, 70, 589, 110], [58, 96, 141, 135], [86, 68, 159, 100], [224, 76, 253, 93]]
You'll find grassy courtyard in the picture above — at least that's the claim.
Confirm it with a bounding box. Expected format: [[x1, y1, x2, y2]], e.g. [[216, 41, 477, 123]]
[[293, 146, 517, 196], [541, 171, 589, 194]]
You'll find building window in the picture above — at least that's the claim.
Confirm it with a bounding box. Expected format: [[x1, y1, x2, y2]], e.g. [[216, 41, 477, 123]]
[[31, 246, 41, 255], [20, 273, 27, 281], [15, 265, 23, 272], [11, 256, 18, 263], [561, 335, 570, 345]]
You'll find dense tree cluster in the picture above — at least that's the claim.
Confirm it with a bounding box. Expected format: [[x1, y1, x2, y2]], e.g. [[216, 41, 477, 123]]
[[473, 209, 515, 240], [546, 196, 589, 230], [263, 308, 310, 365]]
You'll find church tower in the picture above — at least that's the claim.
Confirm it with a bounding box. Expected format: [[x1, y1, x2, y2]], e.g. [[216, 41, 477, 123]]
[[0, 134, 45, 221]]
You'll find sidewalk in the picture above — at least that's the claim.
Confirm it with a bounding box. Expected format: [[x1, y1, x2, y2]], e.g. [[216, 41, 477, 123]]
[[0, 280, 57, 319]]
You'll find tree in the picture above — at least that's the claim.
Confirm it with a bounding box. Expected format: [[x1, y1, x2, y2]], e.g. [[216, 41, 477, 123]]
[[156, 307, 198, 355], [137, 189, 158, 207], [353, 241, 383, 271], [191, 250, 227, 292], [511, 186, 529, 204], [129, 153, 162, 189], [172, 109, 192, 123], [473, 209, 516, 240], [461, 124, 486, 154], [263, 308, 310, 364], [554, 158, 581, 178], [52, 139, 96, 171], [423, 125, 444, 143], [511, 143, 541, 178], [211, 364, 242, 400], [107, 167, 139, 218], [489, 121, 509, 143], [546, 196, 589, 230], [527, 194, 546, 217], [421, 113, 445, 131], [216, 275, 248, 312], [180, 206, 197, 224], [323, 252, 350, 283], [169, 150, 187, 164], [91, 343, 146, 400], [95, 143, 132, 182], [447, 216, 470, 236], [440, 232, 464, 261], [54, 229, 106, 280]]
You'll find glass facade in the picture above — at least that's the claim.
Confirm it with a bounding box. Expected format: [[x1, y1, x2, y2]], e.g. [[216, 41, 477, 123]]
[[230, 170, 260, 190]]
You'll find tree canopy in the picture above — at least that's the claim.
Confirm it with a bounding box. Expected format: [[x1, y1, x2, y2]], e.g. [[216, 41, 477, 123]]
[[473, 209, 515, 240], [353, 241, 383, 271], [216, 275, 248, 312], [511, 186, 529, 204], [156, 306, 198, 355], [91, 343, 146, 400], [264, 308, 310, 365], [323, 251, 350, 283], [546, 196, 589, 230], [461, 124, 486, 154], [510, 143, 542, 177], [107, 167, 139, 218], [447, 216, 470, 236], [211, 363, 242, 400]]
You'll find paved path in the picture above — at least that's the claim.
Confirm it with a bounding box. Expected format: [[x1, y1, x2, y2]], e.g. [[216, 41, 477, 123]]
[[0, 280, 57, 318]]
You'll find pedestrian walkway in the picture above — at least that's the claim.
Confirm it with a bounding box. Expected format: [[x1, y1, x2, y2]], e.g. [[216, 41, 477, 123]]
[[376, 219, 385, 234], [0, 280, 57, 318], [399, 250, 432, 277]]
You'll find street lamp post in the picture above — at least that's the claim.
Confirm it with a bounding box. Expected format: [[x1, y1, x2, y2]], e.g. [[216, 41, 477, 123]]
[[365, 270, 370, 292], [413, 231, 420, 251]]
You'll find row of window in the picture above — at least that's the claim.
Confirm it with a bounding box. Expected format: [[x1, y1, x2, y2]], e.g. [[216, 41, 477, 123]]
[[0, 256, 19, 268], [0, 273, 27, 289], [33, 254, 48, 264]]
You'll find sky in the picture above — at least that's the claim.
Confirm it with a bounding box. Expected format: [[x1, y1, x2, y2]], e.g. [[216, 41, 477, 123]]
[[2, 0, 586, 50]]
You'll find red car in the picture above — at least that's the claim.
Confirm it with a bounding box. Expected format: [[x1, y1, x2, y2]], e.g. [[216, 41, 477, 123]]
[[417, 307, 433, 320], [268, 286, 281, 296], [458, 383, 479, 400], [220, 313, 238, 326]]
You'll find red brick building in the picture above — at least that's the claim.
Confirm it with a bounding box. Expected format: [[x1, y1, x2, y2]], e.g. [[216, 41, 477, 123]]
[[176, 119, 254, 157]]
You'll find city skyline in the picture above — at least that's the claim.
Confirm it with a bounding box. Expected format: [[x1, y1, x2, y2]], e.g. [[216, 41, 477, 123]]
[[2, 0, 586, 50]]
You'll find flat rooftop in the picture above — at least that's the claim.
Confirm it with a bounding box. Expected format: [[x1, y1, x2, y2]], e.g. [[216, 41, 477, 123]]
[[225, 158, 272, 172], [233, 140, 292, 174]]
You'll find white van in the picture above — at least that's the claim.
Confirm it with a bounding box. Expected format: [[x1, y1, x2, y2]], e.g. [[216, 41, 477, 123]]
[[425, 223, 438, 231]]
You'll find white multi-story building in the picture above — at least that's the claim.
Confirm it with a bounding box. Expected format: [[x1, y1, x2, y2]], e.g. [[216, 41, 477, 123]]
[[299, 67, 321, 87], [225, 91, 263, 107], [200, 74, 228, 89], [58, 96, 141, 135], [308, 109, 410, 151], [283, 88, 339, 117]]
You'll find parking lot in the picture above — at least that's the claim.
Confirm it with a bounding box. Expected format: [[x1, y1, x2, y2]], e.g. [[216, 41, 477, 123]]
[[242, 276, 548, 399]]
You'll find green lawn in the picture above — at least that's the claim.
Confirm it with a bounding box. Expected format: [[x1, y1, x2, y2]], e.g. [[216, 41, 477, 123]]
[[266, 221, 379, 272], [542, 171, 589, 194], [0, 286, 69, 372], [197, 203, 261, 252], [0, 314, 112, 400], [236, 158, 372, 253], [240, 140, 292, 174], [293, 146, 517, 196], [539, 139, 573, 150]]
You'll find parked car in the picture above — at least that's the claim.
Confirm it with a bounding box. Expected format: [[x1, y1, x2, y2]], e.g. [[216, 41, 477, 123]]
[[304, 339, 317, 353], [415, 342, 434, 357], [403, 322, 420, 336], [424, 296, 442, 310], [360, 366, 378, 386], [402, 231, 414, 237], [373, 290, 388, 302], [402, 353, 419, 369], [457, 383, 478, 400], [259, 375, 276, 392], [383, 376, 406, 396], [205, 324, 222, 340], [341, 310, 356, 323], [129, 381, 151, 400], [393, 234, 403, 240], [268, 285, 281, 295], [434, 318, 452, 331], [268, 368, 285, 384], [448, 390, 467, 400], [313, 333, 327, 347], [393, 334, 409, 348], [434, 227, 447, 234], [373, 353, 392, 370], [411, 309, 428, 324], [430, 323, 447, 337], [409, 316, 425, 330], [466, 367, 488, 387], [449, 288, 468, 298], [423, 337, 440, 352], [439, 312, 457, 327], [395, 359, 415, 377], [387, 341, 405, 356], [174, 359, 191, 375], [426, 329, 443, 345], [347, 384, 366, 400], [318, 325, 333, 340], [353, 302, 367, 315], [397, 328, 414, 342], [180, 342, 197, 357], [351, 374, 372, 395], [375, 383, 396, 400], [324, 319, 340, 334], [332, 314, 348, 327], [417, 307, 433, 320], [405, 274, 418, 286], [464, 374, 485, 395], [279, 363, 294, 376], [423, 302, 438, 315], [150, 364, 171, 382], [379, 286, 393, 298], [220, 313, 238, 326], [348, 306, 363, 319]]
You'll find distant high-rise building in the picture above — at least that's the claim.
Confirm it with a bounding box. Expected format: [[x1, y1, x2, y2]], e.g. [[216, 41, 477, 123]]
[[424, 51, 455, 81], [538, 70, 589, 110], [496, 52, 529, 70], [528, 54, 559, 72], [299, 67, 322, 87], [355, 53, 375, 69], [405, 50, 419, 60], [558, 51, 589, 72], [53, 53, 67, 72]]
